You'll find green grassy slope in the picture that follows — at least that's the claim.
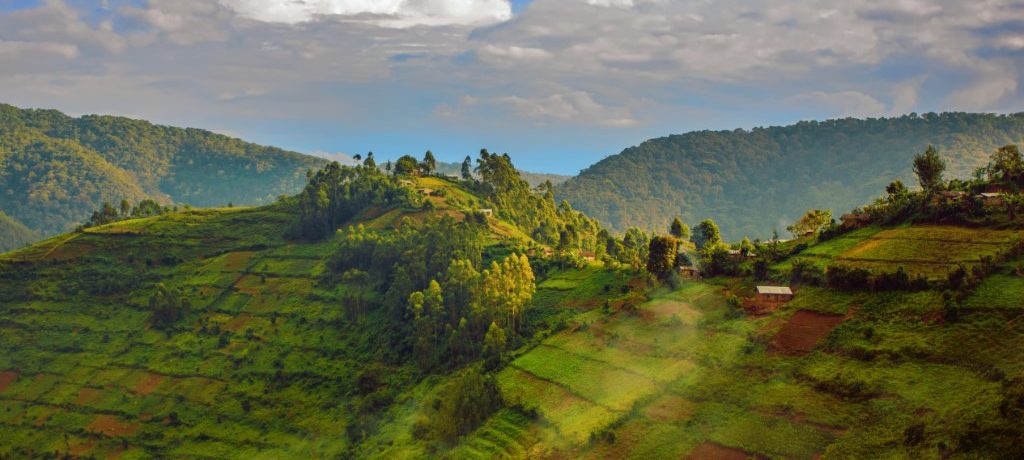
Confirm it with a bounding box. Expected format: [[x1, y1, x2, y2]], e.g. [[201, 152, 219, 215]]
[[556, 113, 1024, 239], [446, 225, 1024, 459]]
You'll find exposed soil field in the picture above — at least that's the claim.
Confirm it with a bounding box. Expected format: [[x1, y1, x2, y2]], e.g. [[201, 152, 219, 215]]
[[686, 442, 764, 460], [772, 310, 845, 355], [133, 373, 165, 396], [86, 415, 140, 437], [0, 370, 17, 392], [75, 387, 104, 406]]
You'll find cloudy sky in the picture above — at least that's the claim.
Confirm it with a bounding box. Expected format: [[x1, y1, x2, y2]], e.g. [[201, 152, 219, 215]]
[[1, 0, 1022, 173]]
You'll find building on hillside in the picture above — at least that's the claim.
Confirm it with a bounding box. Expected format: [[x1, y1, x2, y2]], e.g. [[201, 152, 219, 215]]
[[755, 286, 794, 303], [840, 213, 872, 228], [444, 173, 461, 180], [727, 249, 755, 260], [977, 192, 1006, 207], [931, 190, 967, 205], [679, 266, 701, 279], [479, 208, 494, 217], [581, 251, 596, 261], [418, 188, 434, 195]]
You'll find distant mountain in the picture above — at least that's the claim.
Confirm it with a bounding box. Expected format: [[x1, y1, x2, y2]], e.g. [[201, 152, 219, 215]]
[[0, 211, 38, 253], [556, 112, 1024, 240], [0, 103, 328, 238]]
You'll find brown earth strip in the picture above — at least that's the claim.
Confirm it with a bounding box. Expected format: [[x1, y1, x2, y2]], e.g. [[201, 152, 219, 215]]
[[87, 414, 139, 437], [75, 387, 104, 406], [772, 310, 845, 355], [133, 373, 164, 396], [0, 371, 17, 392]]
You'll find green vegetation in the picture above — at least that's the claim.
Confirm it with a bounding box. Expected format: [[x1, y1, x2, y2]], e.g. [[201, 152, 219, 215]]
[[0, 103, 327, 238], [557, 112, 1024, 239]]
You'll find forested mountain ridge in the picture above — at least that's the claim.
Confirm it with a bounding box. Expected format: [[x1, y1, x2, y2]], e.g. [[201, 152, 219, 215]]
[[0, 103, 328, 239], [556, 112, 1024, 239]]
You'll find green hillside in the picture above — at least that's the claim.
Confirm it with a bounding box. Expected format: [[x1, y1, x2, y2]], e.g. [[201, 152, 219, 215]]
[[3, 146, 1024, 458], [556, 112, 1024, 239], [0, 211, 38, 253], [0, 103, 327, 237]]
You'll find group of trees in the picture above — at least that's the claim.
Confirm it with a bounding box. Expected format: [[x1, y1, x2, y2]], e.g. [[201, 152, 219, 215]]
[[556, 112, 1024, 240], [326, 216, 534, 371], [391, 151, 438, 176], [288, 161, 418, 240], [149, 283, 191, 330], [407, 253, 534, 370], [81, 199, 167, 229], [857, 143, 1024, 225]]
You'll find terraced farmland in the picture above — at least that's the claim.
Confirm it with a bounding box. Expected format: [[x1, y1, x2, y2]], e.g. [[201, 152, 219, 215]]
[[781, 225, 1024, 279]]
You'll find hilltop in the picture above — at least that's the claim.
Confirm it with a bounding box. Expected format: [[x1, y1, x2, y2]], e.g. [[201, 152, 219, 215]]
[[0, 103, 328, 241], [556, 112, 1024, 239]]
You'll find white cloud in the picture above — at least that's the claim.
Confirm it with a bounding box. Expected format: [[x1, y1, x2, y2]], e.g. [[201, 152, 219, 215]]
[[217, 0, 512, 27]]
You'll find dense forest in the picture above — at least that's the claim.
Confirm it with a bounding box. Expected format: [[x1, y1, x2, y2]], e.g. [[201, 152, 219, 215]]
[[556, 112, 1024, 239], [0, 103, 327, 239]]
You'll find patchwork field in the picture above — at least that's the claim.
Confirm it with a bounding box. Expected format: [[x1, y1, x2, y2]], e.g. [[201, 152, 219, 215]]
[[0, 207, 407, 458], [780, 225, 1024, 280]]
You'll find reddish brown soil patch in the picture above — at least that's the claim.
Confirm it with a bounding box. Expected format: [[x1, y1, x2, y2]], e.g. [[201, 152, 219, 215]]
[[224, 314, 253, 332], [643, 394, 694, 422], [69, 438, 98, 457], [87, 415, 139, 437], [0, 370, 17, 392], [75, 387, 103, 406], [107, 445, 127, 460], [233, 274, 261, 295], [687, 442, 765, 460], [138, 413, 153, 422], [771, 310, 845, 355], [133, 373, 164, 396]]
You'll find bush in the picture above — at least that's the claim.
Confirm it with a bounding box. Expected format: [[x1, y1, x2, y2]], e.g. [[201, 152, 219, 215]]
[[826, 264, 871, 290]]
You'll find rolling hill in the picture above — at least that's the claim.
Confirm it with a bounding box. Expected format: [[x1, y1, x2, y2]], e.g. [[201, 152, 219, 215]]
[[0, 211, 37, 253], [556, 112, 1024, 239], [0, 103, 328, 239]]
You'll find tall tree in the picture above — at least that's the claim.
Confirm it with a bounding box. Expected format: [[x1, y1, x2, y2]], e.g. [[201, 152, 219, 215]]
[[989, 144, 1023, 184], [646, 236, 678, 280], [786, 209, 832, 237], [691, 219, 722, 250], [421, 150, 437, 175], [461, 155, 473, 180], [913, 145, 946, 193], [670, 217, 690, 240], [394, 155, 420, 176]]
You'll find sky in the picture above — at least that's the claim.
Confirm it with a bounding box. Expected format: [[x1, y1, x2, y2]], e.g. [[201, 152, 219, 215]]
[[1, 0, 1022, 174]]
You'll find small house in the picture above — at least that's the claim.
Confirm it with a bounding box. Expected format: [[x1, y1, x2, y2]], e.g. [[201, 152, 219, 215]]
[[679, 266, 701, 279], [479, 208, 494, 217], [755, 286, 794, 304], [931, 190, 967, 205], [418, 188, 434, 195], [581, 251, 596, 261], [977, 192, 1005, 207], [444, 173, 461, 180]]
